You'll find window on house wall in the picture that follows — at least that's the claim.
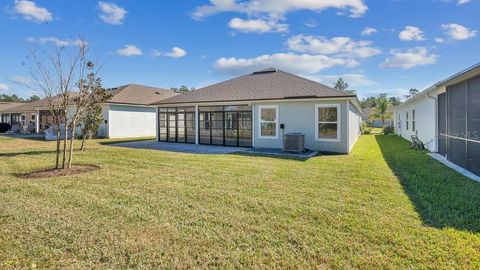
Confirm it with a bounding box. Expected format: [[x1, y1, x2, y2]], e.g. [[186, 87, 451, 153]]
[[315, 104, 340, 141], [412, 109, 416, 131], [259, 105, 278, 138], [406, 111, 409, 131], [397, 113, 401, 129]]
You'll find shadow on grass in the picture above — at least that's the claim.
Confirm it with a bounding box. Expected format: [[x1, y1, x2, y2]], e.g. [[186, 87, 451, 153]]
[[0, 150, 58, 157], [231, 151, 312, 161], [376, 135, 480, 233], [99, 137, 156, 146], [0, 135, 46, 141]]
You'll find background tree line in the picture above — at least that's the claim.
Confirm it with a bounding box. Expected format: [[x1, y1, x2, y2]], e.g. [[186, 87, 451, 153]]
[[0, 94, 40, 103]]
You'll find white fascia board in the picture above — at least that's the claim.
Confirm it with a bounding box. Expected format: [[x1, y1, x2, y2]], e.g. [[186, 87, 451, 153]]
[[155, 97, 359, 108]]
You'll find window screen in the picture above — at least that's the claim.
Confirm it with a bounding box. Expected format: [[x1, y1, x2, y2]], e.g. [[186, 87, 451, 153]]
[[467, 141, 480, 176], [448, 137, 467, 168], [467, 74, 480, 142], [447, 81, 467, 138]]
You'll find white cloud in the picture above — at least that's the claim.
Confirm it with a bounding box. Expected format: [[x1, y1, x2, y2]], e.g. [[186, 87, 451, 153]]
[[458, 0, 470, 4], [399, 26, 425, 41], [441, 23, 477, 40], [381, 47, 438, 69], [361, 27, 377, 36], [228, 17, 288, 33], [286, 35, 381, 58], [26, 37, 85, 47], [307, 73, 376, 87], [305, 19, 317, 28], [12, 0, 53, 23], [192, 0, 368, 19], [0, 83, 9, 91], [214, 53, 359, 76], [165, 47, 187, 58], [10, 76, 31, 85], [99, 1, 127, 25], [116, 45, 142, 57], [435, 37, 445, 43], [152, 47, 187, 58]]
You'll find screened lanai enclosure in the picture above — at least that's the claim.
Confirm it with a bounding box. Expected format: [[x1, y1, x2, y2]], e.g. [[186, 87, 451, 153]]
[[158, 105, 252, 147], [437, 74, 480, 176]]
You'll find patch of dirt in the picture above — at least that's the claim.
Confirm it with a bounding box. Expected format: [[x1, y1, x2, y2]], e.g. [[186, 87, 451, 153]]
[[18, 165, 100, 179]]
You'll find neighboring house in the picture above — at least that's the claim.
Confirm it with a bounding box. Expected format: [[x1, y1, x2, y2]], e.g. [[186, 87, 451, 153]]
[[362, 107, 393, 128], [394, 62, 480, 176], [0, 84, 178, 138], [0, 102, 23, 125], [151, 68, 362, 154], [0, 101, 42, 131]]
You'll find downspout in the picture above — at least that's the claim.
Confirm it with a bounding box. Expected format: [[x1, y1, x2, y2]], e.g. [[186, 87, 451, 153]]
[[426, 89, 438, 152]]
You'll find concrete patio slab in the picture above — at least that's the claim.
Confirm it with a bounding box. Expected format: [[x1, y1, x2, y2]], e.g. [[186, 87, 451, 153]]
[[109, 140, 248, 154]]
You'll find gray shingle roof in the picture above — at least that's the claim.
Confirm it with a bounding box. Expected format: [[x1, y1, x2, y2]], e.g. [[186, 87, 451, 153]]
[[152, 68, 355, 105], [106, 84, 178, 105], [0, 84, 178, 113], [0, 102, 23, 112]]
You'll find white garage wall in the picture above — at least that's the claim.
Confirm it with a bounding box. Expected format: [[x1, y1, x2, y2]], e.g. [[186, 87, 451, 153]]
[[97, 105, 110, 138], [395, 91, 437, 152], [108, 104, 156, 138]]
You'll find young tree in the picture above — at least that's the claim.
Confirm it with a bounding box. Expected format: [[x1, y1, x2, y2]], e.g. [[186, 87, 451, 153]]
[[23, 45, 78, 169], [79, 82, 111, 151], [21, 38, 98, 169]]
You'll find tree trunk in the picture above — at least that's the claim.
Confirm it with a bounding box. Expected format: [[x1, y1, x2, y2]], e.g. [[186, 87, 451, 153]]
[[62, 120, 68, 169], [80, 136, 86, 151], [67, 120, 76, 169], [55, 127, 61, 169]]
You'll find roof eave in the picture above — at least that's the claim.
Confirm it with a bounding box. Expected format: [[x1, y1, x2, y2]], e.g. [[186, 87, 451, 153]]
[[153, 95, 358, 106]]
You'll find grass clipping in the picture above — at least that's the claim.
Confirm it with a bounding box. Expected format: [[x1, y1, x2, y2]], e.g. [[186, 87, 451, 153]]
[[18, 165, 100, 179]]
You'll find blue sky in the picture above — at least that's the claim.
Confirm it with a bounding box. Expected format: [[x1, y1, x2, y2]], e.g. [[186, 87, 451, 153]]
[[0, 0, 479, 99]]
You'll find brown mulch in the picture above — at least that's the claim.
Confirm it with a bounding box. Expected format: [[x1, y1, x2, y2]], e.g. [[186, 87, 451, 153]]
[[17, 165, 100, 179]]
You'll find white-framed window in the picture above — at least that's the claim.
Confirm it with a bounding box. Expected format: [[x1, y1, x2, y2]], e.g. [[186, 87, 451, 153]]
[[412, 109, 416, 131], [397, 113, 401, 129], [406, 111, 409, 131], [315, 104, 340, 142], [259, 105, 279, 139]]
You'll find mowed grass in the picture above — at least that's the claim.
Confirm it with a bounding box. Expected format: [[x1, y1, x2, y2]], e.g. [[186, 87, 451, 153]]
[[1, 135, 480, 269]]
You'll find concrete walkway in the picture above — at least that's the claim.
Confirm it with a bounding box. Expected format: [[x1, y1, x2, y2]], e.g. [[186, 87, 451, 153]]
[[428, 153, 480, 182], [110, 140, 248, 154]]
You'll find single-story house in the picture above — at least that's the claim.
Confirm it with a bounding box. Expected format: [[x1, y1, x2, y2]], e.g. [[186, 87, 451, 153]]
[[394, 62, 480, 176], [0, 102, 23, 124], [0, 84, 178, 138], [151, 68, 362, 154], [0, 100, 43, 131]]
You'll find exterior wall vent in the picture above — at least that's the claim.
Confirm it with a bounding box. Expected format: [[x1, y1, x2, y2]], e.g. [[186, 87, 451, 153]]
[[283, 133, 305, 152]]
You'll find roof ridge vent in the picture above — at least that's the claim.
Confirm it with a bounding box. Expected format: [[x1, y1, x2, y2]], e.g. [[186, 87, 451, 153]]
[[252, 68, 278, 75]]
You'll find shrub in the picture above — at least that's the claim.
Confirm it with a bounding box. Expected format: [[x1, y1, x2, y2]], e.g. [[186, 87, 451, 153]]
[[383, 125, 395, 135], [0, 123, 11, 133]]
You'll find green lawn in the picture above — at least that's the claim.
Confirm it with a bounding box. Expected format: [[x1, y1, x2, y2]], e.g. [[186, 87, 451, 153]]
[[1, 135, 479, 269]]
